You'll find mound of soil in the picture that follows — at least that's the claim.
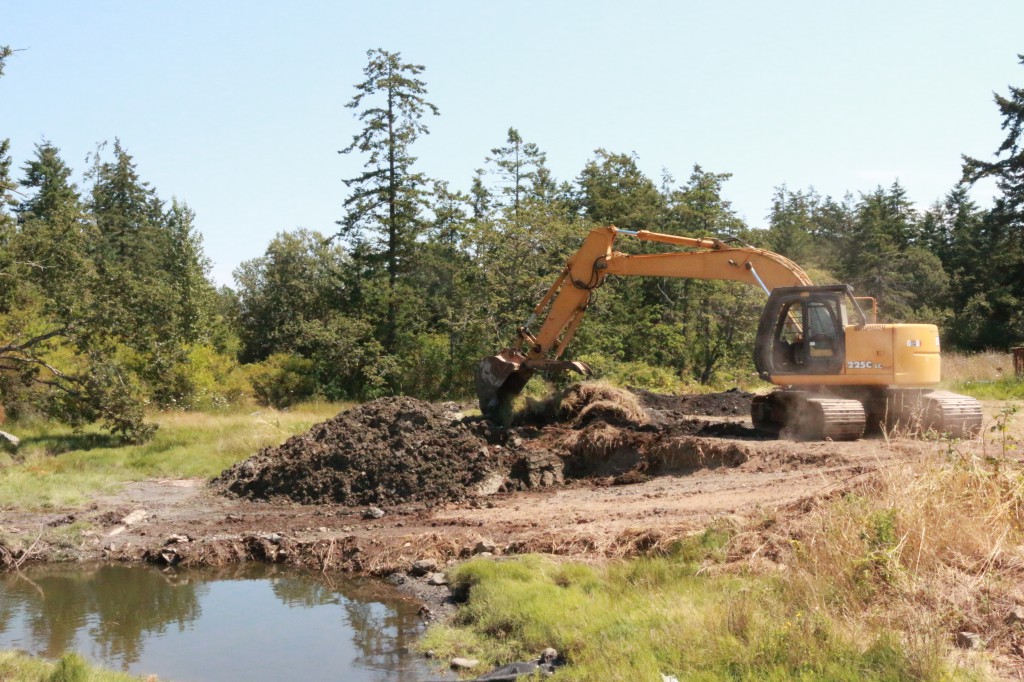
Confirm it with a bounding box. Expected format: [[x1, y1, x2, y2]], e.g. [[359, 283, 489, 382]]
[[631, 387, 754, 416], [215, 397, 498, 506]]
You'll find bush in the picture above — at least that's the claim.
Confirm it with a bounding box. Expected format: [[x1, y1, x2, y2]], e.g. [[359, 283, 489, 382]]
[[246, 353, 317, 408], [159, 344, 252, 410]]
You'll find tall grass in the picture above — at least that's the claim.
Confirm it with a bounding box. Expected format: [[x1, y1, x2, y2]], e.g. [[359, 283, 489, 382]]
[[421, 553, 966, 681], [0, 402, 345, 510], [942, 350, 1024, 400], [0, 651, 153, 681]]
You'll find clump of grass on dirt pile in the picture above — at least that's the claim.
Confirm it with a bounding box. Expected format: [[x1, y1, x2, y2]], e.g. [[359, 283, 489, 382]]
[[0, 402, 345, 510], [522, 381, 648, 427], [0, 651, 155, 681], [420, 553, 965, 682]]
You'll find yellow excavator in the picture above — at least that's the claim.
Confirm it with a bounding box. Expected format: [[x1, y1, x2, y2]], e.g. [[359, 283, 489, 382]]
[[475, 226, 982, 440]]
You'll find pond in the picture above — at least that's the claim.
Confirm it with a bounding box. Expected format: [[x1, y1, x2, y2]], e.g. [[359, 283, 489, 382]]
[[0, 563, 451, 681]]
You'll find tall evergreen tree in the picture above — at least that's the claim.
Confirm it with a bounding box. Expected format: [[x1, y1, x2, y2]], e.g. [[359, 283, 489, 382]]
[[16, 142, 95, 307], [961, 54, 1024, 347], [576, 149, 664, 231], [338, 48, 439, 353], [485, 127, 550, 225], [963, 54, 1024, 222]]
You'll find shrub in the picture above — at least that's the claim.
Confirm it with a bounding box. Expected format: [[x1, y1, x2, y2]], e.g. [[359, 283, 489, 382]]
[[246, 353, 317, 408]]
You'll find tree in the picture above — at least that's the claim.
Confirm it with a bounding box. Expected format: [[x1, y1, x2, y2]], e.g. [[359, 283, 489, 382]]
[[576, 149, 664, 231], [338, 48, 439, 353], [485, 128, 551, 224], [234, 229, 386, 399], [960, 54, 1024, 348], [963, 54, 1024, 222]]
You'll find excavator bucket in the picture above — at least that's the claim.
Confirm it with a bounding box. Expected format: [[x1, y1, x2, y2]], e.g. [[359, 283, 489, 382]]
[[475, 350, 533, 424], [476, 350, 593, 424]]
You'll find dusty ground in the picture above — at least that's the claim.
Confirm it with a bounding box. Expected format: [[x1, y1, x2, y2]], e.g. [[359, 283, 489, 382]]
[[1, 389, 930, 580]]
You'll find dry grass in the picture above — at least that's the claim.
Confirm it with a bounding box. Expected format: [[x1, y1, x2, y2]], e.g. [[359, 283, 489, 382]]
[[942, 351, 1016, 384], [523, 381, 648, 427], [773, 433, 1024, 673]]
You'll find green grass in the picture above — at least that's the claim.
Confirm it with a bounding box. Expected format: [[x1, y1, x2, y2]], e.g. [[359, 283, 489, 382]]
[[421, 555, 968, 682], [0, 651, 153, 682], [0, 401, 346, 510], [949, 377, 1024, 401]]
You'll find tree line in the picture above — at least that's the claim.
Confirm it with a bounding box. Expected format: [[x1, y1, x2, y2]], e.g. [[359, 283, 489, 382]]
[[1, 47, 1022, 439]]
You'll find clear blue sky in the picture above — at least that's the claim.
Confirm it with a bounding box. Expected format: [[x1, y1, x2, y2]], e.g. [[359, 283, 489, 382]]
[[3, 1, 1022, 285]]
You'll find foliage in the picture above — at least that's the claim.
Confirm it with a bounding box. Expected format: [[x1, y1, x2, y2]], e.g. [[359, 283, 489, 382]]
[[5, 47, 1024, 421], [337, 48, 439, 354], [246, 352, 317, 408]]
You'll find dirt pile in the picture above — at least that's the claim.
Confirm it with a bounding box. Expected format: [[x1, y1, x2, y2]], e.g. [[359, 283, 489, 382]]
[[215, 397, 499, 506], [214, 386, 767, 508], [631, 387, 754, 416]]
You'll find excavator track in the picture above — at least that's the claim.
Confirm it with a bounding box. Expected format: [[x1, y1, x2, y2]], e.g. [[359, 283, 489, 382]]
[[903, 390, 983, 438], [752, 392, 866, 441]]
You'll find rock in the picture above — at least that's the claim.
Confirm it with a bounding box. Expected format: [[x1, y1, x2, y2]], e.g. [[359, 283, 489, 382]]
[[427, 572, 448, 586], [385, 573, 406, 586], [450, 657, 480, 670], [1006, 607, 1024, 625], [955, 631, 981, 649], [121, 509, 148, 526], [363, 506, 386, 519], [661, 675, 680, 682], [411, 558, 438, 576], [474, 540, 498, 555], [424, 649, 436, 659], [106, 526, 126, 537], [0, 430, 20, 453], [263, 532, 283, 544], [539, 647, 558, 664], [164, 534, 190, 545]]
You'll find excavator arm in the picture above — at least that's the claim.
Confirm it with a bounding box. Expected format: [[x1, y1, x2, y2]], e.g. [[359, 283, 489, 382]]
[[476, 226, 813, 420]]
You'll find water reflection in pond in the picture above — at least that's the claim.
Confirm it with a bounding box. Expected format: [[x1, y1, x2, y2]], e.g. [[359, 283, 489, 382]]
[[0, 563, 450, 682]]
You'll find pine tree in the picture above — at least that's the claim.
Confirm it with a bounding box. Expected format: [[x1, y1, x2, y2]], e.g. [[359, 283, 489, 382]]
[[961, 54, 1024, 347], [485, 127, 550, 225], [963, 54, 1024, 222], [338, 48, 439, 353], [16, 141, 96, 307]]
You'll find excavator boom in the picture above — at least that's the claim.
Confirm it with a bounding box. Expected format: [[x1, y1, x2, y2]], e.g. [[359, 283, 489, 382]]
[[475, 226, 811, 419]]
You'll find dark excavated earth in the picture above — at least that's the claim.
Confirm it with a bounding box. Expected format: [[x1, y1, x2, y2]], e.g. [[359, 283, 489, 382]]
[[214, 397, 501, 506], [214, 388, 762, 507]]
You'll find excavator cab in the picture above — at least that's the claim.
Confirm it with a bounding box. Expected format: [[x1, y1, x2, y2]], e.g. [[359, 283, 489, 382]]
[[754, 285, 867, 380]]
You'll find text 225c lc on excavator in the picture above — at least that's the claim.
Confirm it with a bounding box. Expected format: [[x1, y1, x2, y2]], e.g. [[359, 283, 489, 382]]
[[475, 226, 982, 441]]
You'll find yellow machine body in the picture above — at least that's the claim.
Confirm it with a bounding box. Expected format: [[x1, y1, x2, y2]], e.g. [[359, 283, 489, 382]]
[[772, 324, 941, 387]]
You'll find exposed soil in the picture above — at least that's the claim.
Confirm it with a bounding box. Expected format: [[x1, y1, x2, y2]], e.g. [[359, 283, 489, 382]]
[[2, 387, 913, 579]]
